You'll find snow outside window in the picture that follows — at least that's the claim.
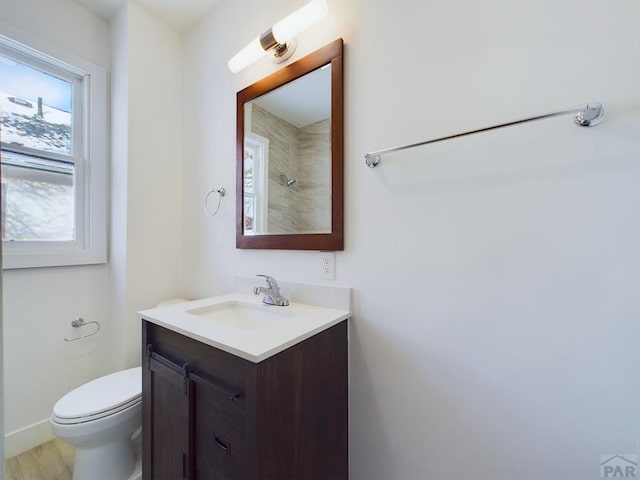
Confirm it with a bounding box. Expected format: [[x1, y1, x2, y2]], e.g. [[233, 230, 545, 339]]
[[0, 33, 106, 269]]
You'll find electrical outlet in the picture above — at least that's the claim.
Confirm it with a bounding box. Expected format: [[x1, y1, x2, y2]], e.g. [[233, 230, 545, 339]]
[[320, 252, 335, 280]]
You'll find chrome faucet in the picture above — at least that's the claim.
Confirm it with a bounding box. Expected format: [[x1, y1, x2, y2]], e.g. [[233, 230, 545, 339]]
[[253, 275, 289, 306]]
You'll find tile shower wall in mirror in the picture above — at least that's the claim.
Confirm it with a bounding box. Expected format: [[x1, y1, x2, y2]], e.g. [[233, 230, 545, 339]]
[[246, 101, 330, 234]]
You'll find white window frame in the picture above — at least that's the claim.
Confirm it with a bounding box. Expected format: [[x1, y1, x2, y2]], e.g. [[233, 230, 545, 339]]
[[244, 103, 269, 235], [0, 27, 107, 269], [244, 133, 269, 234]]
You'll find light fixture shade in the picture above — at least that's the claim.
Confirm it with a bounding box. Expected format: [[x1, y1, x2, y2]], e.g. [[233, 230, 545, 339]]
[[272, 0, 328, 44], [228, 0, 328, 73], [228, 37, 266, 74]]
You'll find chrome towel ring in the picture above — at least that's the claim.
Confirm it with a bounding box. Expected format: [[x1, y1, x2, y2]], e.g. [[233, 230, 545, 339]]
[[204, 187, 226, 216], [64, 317, 101, 342]]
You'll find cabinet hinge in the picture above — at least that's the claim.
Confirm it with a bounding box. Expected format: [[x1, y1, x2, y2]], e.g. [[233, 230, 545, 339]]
[[182, 363, 189, 394], [145, 344, 153, 371]]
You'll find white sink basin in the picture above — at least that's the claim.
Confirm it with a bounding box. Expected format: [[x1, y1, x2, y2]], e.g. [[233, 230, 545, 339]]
[[186, 300, 293, 331], [138, 293, 350, 362]]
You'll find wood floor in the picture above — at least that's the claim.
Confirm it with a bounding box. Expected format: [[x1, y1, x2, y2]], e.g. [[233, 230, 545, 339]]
[[5, 439, 74, 480]]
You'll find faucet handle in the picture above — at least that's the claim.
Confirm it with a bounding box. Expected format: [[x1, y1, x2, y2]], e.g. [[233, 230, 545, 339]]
[[256, 274, 278, 289]]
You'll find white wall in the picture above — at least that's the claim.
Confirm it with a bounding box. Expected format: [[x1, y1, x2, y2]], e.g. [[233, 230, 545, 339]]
[[182, 0, 640, 478], [110, 3, 129, 370], [109, 1, 185, 369], [0, 0, 114, 457]]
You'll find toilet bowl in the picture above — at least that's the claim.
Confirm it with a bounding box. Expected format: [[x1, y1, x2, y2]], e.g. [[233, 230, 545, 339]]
[[50, 367, 142, 480]]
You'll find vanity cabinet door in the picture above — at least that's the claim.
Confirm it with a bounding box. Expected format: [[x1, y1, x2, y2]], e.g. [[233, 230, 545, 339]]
[[144, 320, 254, 479], [145, 352, 189, 480]]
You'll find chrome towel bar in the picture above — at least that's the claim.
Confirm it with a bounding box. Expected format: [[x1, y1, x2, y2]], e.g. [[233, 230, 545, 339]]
[[364, 102, 604, 168]]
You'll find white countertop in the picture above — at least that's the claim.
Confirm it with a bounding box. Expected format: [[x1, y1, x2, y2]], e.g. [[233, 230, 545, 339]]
[[138, 293, 351, 363]]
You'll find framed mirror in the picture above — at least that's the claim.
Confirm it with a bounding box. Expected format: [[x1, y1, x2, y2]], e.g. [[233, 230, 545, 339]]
[[236, 38, 343, 250]]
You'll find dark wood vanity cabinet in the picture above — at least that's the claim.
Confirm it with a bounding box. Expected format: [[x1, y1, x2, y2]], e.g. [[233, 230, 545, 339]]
[[142, 320, 348, 480]]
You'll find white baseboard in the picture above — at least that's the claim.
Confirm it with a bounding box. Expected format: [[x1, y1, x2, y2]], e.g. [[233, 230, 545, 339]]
[[4, 418, 55, 459]]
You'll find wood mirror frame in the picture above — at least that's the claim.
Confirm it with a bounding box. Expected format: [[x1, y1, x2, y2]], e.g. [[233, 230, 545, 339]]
[[236, 38, 343, 250]]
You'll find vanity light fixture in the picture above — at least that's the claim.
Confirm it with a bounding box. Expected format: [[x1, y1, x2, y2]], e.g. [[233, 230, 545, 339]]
[[227, 0, 328, 73]]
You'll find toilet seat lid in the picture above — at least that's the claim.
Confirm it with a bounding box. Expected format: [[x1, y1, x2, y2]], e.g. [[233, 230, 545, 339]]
[[53, 367, 142, 421]]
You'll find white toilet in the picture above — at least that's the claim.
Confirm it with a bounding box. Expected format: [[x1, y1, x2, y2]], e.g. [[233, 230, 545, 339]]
[[50, 367, 142, 480]]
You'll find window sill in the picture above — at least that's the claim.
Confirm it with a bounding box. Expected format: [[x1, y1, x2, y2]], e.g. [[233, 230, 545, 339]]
[[2, 242, 107, 269]]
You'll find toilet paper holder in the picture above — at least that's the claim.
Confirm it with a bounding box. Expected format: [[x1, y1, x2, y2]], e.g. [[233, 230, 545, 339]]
[[64, 317, 101, 342]]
